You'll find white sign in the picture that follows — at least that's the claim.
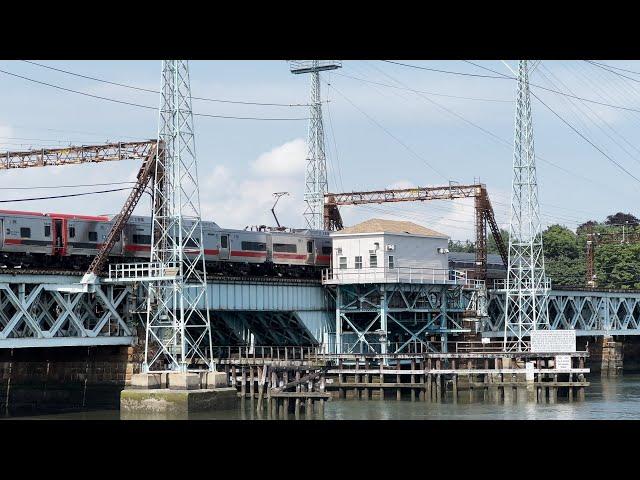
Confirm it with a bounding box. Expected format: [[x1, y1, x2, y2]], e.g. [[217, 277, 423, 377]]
[[325, 378, 333, 384], [555, 355, 572, 371], [525, 362, 535, 381], [530, 330, 576, 353], [481, 337, 491, 344]]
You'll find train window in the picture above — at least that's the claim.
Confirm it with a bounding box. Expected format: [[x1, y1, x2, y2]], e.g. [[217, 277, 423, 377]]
[[20, 227, 31, 238], [339, 257, 347, 269], [355, 256, 362, 269], [44, 225, 51, 237], [221, 236, 228, 248], [241, 241, 266, 251], [133, 234, 151, 245], [5, 228, 9, 235], [370, 254, 378, 268], [88, 231, 98, 242], [273, 243, 297, 253], [69, 227, 75, 238], [321, 246, 332, 255], [307, 241, 313, 253]]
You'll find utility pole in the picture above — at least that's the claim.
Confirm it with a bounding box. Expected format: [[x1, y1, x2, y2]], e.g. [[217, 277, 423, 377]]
[[143, 60, 214, 373], [290, 60, 342, 230], [503, 60, 550, 352]]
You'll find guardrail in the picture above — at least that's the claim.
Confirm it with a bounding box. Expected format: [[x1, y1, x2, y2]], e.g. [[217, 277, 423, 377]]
[[107, 261, 180, 282], [491, 278, 552, 291], [322, 266, 484, 288]]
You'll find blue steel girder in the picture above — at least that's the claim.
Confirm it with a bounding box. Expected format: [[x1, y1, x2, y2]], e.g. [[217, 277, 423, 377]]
[[486, 288, 640, 336]]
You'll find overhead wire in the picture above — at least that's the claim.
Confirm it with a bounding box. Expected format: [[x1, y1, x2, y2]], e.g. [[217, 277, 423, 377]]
[[0, 67, 308, 121], [21, 60, 310, 108]]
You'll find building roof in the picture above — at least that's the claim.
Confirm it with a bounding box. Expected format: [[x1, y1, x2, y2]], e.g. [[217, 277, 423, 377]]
[[338, 218, 448, 238]]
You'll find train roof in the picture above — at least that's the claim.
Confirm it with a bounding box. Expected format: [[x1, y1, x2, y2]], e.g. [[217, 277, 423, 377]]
[[0, 209, 110, 222]]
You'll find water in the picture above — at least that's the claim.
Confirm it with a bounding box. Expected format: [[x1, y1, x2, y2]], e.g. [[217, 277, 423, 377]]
[[5, 375, 640, 420]]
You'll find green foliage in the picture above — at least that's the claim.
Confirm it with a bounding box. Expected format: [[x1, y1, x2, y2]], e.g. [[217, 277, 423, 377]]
[[594, 243, 640, 290], [545, 255, 586, 287], [543, 224, 580, 259], [605, 212, 640, 226]]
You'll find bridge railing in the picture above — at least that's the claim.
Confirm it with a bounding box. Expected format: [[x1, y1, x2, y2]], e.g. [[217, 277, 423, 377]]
[[322, 266, 485, 288], [106, 262, 180, 282]]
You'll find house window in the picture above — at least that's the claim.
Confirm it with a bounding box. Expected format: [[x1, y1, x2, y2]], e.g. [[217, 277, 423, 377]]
[[388, 255, 395, 269], [355, 256, 362, 269], [370, 254, 377, 268], [44, 225, 51, 237], [339, 257, 347, 269], [69, 226, 75, 238], [20, 227, 31, 238], [88, 231, 98, 242]]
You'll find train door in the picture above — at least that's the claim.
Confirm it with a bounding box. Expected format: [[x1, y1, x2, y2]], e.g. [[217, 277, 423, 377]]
[[219, 234, 230, 260], [51, 218, 67, 256], [0, 219, 3, 248], [306, 239, 315, 264]]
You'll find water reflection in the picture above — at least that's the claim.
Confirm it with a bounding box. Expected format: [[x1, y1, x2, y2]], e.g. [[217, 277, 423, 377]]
[[5, 375, 640, 420]]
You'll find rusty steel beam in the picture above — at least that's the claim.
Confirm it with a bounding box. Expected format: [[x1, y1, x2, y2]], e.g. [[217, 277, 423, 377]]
[[84, 142, 162, 278], [0, 140, 157, 170], [326, 183, 481, 205], [323, 183, 508, 281]]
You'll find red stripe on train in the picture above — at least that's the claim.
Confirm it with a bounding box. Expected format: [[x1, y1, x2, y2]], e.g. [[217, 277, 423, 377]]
[[230, 251, 267, 258], [3, 239, 22, 245], [273, 253, 307, 260]]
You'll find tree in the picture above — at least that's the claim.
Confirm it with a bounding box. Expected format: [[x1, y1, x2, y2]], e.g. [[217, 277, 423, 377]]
[[605, 212, 640, 226], [595, 243, 640, 289], [576, 220, 598, 236], [542, 224, 580, 259]]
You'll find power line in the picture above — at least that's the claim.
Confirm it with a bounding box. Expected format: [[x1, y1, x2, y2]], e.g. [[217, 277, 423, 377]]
[[325, 82, 449, 181], [0, 181, 136, 191], [382, 60, 506, 79], [0, 68, 308, 121], [530, 90, 640, 184], [0, 187, 130, 203], [22, 60, 310, 107], [335, 70, 512, 103], [388, 60, 640, 115]]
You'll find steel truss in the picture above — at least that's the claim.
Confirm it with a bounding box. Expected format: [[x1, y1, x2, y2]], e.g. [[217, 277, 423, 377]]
[[0, 140, 157, 170], [290, 60, 341, 230], [141, 60, 213, 373], [0, 275, 132, 347], [503, 60, 550, 351], [486, 289, 640, 335], [210, 311, 318, 346], [334, 282, 485, 355]]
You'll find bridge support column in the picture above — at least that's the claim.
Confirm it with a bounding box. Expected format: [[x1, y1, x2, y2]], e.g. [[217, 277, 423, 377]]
[[589, 336, 623, 377]]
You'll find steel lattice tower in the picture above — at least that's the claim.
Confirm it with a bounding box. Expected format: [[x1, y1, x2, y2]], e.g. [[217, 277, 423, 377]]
[[290, 60, 341, 230], [503, 60, 550, 352], [143, 60, 214, 373]]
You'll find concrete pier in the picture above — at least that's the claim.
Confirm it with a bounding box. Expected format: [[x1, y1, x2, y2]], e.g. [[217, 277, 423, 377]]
[[120, 372, 236, 416]]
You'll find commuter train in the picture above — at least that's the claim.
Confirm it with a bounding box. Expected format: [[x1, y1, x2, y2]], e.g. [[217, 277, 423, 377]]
[[0, 209, 332, 276]]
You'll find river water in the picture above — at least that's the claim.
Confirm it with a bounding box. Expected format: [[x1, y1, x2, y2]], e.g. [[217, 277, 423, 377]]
[[5, 374, 640, 420]]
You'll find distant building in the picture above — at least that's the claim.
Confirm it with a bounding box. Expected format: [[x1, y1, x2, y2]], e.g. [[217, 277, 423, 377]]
[[326, 218, 451, 284], [448, 252, 506, 281]]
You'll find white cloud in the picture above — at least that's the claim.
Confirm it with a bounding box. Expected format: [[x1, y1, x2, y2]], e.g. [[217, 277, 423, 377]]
[[250, 138, 306, 176]]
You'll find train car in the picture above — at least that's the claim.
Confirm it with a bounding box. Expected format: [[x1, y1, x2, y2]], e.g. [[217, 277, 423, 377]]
[[0, 209, 334, 277]]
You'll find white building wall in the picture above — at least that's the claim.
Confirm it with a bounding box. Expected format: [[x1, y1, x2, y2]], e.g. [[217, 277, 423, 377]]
[[331, 232, 450, 283]]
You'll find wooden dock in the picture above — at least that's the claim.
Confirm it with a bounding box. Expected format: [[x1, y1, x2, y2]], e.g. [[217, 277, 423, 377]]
[[212, 346, 590, 416]]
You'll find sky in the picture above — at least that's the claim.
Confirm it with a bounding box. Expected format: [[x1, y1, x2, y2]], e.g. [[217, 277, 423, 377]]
[[1, 59, 639, 242]]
